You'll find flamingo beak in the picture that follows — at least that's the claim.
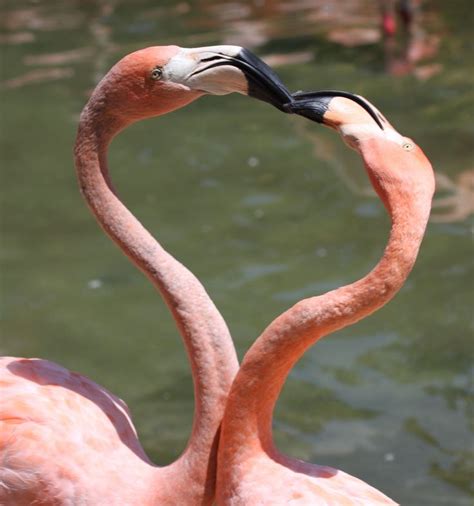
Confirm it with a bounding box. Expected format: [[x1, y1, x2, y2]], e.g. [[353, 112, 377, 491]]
[[216, 47, 293, 112], [288, 90, 385, 130], [168, 46, 293, 112]]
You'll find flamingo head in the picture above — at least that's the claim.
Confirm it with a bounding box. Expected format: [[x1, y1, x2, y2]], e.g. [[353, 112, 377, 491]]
[[89, 45, 292, 127], [289, 90, 435, 213]]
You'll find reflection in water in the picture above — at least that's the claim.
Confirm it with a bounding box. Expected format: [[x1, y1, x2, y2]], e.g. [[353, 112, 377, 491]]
[[87, 0, 119, 85], [1, 67, 75, 90], [0, 31, 35, 44], [294, 119, 474, 224], [383, 32, 442, 80], [0, 0, 444, 90], [23, 47, 94, 67], [0, 0, 118, 90], [381, 0, 442, 80], [431, 170, 474, 223], [2, 3, 84, 32]]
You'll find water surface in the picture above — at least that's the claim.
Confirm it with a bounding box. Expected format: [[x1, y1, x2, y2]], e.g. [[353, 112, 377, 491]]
[[1, 1, 473, 504]]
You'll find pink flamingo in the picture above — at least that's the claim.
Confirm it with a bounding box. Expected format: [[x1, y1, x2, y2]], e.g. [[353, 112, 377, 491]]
[[216, 92, 435, 505], [380, 0, 422, 37], [0, 45, 293, 505]]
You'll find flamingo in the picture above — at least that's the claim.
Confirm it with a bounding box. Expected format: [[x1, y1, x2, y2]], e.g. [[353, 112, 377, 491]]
[[216, 91, 435, 505], [0, 45, 294, 505], [380, 0, 421, 37]]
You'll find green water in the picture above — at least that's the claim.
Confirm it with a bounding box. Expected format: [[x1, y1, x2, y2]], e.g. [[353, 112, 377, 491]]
[[1, 1, 473, 504]]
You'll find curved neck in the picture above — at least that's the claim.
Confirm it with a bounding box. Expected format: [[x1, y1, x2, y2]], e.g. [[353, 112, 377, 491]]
[[220, 177, 431, 461], [74, 101, 238, 496]]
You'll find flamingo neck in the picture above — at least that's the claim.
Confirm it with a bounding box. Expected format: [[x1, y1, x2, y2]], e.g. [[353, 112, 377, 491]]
[[74, 97, 238, 502], [219, 167, 432, 466]]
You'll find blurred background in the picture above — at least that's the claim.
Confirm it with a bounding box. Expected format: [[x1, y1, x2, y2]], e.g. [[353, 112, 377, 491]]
[[1, 1, 473, 503]]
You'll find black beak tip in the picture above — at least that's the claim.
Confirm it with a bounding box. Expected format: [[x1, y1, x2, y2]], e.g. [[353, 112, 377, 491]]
[[235, 48, 293, 112], [286, 94, 333, 123], [288, 90, 385, 130]]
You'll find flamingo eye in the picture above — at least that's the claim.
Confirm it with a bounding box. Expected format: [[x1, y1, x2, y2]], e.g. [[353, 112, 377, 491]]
[[402, 142, 414, 151], [151, 67, 163, 80]]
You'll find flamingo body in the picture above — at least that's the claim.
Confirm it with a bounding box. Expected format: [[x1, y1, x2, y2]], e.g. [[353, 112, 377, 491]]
[[0, 357, 158, 504], [221, 455, 394, 505]]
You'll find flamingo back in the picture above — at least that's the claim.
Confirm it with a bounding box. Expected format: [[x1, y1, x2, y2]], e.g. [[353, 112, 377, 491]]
[[0, 357, 154, 504]]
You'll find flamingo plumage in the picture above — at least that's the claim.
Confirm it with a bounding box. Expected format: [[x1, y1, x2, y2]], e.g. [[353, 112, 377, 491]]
[[216, 92, 435, 505], [0, 44, 292, 505]]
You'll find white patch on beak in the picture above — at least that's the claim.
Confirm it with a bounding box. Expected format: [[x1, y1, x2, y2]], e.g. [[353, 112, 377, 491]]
[[162, 50, 198, 84], [334, 97, 406, 148], [163, 46, 248, 96], [340, 123, 407, 151]]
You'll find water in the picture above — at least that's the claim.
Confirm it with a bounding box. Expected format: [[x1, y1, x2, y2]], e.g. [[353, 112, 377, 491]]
[[1, 1, 473, 504]]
